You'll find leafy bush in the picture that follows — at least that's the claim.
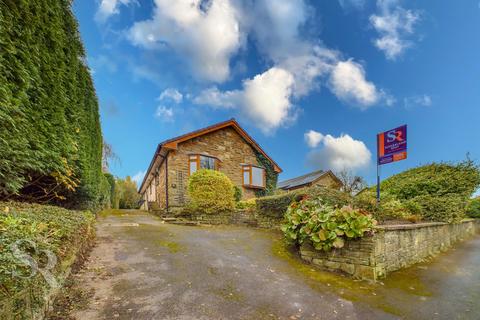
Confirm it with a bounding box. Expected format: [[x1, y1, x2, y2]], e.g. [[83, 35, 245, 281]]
[[187, 169, 235, 214], [466, 198, 480, 218], [409, 194, 467, 223], [355, 161, 480, 223], [256, 192, 301, 218], [0, 0, 104, 209], [115, 176, 141, 209], [379, 161, 480, 200], [282, 198, 376, 251], [236, 198, 257, 210], [256, 186, 354, 219], [303, 186, 353, 207], [234, 186, 243, 202], [0, 202, 94, 318]]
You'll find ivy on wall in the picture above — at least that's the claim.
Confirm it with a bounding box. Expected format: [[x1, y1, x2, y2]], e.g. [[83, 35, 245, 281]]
[[0, 0, 106, 209], [254, 150, 278, 197]]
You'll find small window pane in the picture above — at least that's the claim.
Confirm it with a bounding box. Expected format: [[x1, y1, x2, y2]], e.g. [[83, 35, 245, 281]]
[[251, 167, 264, 187], [200, 156, 215, 170], [243, 170, 250, 185], [190, 161, 197, 174]]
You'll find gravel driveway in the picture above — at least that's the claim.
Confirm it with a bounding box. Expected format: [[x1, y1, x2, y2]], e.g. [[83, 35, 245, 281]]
[[63, 210, 480, 320]]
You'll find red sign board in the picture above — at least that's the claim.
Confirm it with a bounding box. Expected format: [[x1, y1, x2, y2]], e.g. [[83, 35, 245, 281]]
[[377, 125, 407, 165]]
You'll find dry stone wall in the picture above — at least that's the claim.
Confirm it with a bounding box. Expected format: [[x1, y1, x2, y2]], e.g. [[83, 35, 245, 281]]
[[300, 220, 479, 280]]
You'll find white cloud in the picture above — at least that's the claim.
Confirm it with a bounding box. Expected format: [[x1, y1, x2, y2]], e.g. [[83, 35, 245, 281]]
[[128, 0, 243, 83], [404, 94, 432, 108], [242, 67, 296, 133], [132, 170, 145, 186], [307, 133, 372, 171], [329, 60, 380, 108], [96, 0, 132, 22], [194, 67, 296, 134], [304, 130, 324, 148], [158, 88, 183, 104], [370, 0, 421, 60], [193, 87, 240, 109], [155, 105, 174, 122]]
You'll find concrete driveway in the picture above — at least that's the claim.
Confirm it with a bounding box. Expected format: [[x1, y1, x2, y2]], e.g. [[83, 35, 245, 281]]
[[66, 210, 480, 320]]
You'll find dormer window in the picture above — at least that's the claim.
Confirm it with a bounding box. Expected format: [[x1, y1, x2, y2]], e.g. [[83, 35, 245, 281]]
[[242, 165, 266, 189], [189, 154, 218, 174]]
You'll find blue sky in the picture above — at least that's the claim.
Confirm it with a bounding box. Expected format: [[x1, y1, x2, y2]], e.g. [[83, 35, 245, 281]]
[[73, 0, 480, 191]]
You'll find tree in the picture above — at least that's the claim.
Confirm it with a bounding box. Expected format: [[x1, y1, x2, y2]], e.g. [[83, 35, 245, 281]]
[[115, 176, 141, 209], [337, 169, 367, 195]]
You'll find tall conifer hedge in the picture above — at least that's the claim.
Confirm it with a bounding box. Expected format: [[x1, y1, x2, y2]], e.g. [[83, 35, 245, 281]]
[[0, 0, 107, 209]]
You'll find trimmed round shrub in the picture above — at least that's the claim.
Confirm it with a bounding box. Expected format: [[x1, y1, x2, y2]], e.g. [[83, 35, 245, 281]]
[[187, 169, 235, 214], [282, 198, 376, 251]]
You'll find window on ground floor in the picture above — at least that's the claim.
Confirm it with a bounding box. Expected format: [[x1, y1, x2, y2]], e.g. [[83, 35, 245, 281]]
[[242, 165, 266, 189], [189, 154, 218, 175]]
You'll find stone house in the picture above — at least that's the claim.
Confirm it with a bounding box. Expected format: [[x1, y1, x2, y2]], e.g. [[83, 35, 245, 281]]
[[277, 170, 343, 192], [138, 119, 282, 212]]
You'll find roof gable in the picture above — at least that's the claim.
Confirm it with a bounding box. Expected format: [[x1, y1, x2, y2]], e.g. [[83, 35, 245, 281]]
[[278, 170, 342, 190], [139, 119, 281, 193], [161, 119, 282, 173]]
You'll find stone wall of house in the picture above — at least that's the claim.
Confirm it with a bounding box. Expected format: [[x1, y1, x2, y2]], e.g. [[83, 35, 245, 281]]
[[299, 220, 479, 280], [155, 160, 167, 210], [167, 127, 263, 208], [312, 174, 341, 189]]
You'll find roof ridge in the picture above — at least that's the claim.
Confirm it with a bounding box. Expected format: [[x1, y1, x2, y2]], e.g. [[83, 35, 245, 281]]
[[279, 169, 325, 184]]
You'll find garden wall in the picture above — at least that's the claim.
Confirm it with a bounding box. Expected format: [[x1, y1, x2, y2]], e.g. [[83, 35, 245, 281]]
[[300, 220, 479, 280]]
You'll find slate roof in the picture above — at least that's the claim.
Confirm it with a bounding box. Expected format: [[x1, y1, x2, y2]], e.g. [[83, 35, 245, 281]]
[[277, 170, 328, 190]]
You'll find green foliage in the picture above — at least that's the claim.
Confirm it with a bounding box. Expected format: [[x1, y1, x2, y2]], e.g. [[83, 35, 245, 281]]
[[379, 161, 480, 200], [187, 169, 235, 214], [303, 186, 353, 208], [356, 161, 480, 223], [253, 151, 278, 197], [282, 199, 376, 251], [0, 0, 104, 209], [0, 201, 94, 317], [256, 186, 352, 219], [256, 192, 301, 218], [408, 194, 467, 223], [236, 198, 257, 210], [234, 185, 243, 202], [114, 176, 140, 209], [104, 173, 116, 208], [466, 197, 480, 218]]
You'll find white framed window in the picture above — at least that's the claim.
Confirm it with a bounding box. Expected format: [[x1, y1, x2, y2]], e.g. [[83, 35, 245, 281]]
[[189, 154, 218, 175], [242, 165, 266, 188]]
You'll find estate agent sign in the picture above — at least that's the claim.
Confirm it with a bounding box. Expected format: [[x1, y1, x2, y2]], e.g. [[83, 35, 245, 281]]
[[376, 125, 407, 203], [377, 125, 407, 165]]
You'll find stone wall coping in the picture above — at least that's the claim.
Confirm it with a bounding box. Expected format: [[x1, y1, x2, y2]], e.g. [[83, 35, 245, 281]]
[[376, 219, 474, 231]]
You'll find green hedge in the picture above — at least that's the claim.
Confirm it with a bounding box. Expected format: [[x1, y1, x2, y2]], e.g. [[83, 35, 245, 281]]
[[0, 0, 104, 209], [0, 201, 95, 319], [256, 186, 352, 219], [256, 192, 301, 218], [356, 161, 480, 223]]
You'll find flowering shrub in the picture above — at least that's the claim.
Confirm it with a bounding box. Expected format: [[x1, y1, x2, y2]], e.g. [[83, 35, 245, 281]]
[[281, 198, 376, 251]]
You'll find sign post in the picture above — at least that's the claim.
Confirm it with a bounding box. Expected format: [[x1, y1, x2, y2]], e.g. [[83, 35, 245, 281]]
[[376, 125, 407, 204]]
